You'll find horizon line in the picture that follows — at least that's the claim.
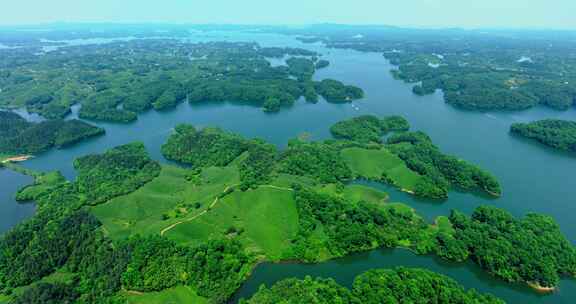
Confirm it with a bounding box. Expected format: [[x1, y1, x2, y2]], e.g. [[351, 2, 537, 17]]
[[0, 21, 575, 32]]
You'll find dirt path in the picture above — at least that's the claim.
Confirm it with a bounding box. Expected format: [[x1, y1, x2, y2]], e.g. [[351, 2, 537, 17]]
[[160, 185, 234, 236], [259, 185, 294, 191], [159, 184, 293, 236], [101, 226, 110, 236]]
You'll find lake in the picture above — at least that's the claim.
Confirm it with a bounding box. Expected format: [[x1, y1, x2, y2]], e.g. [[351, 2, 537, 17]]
[[1, 30, 575, 303], [0, 169, 35, 233]]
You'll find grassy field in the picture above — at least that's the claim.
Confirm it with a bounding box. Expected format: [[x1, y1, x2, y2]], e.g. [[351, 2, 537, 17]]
[[124, 286, 208, 304], [90, 157, 433, 267], [341, 147, 422, 192], [91, 165, 239, 240], [316, 183, 389, 206], [270, 173, 316, 188], [92, 163, 298, 259], [434, 216, 454, 234], [343, 184, 388, 205], [166, 185, 298, 260]]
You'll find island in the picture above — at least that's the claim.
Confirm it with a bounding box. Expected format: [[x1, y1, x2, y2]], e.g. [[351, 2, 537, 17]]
[[331, 115, 501, 198], [0, 40, 363, 121], [241, 267, 504, 304], [510, 119, 576, 152], [0, 111, 105, 156], [329, 114, 409, 143], [1, 117, 573, 303], [284, 24, 576, 112]]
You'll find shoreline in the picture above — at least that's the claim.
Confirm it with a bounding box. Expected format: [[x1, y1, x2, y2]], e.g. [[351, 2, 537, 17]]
[[400, 188, 415, 194], [527, 282, 556, 293], [485, 189, 502, 198], [1, 155, 34, 164]]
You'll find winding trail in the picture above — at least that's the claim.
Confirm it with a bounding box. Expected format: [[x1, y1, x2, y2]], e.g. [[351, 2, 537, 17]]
[[160, 185, 235, 236], [159, 184, 293, 236], [259, 185, 294, 192]]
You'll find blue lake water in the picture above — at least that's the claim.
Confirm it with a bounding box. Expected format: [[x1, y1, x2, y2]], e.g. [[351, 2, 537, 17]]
[[1, 30, 575, 303]]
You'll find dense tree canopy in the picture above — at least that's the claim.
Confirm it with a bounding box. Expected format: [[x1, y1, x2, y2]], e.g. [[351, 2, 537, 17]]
[[436, 206, 576, 288], [386, 132, 501, 198], [0, 209, 101, 292], [242, 267, 504, 304], [0, 40, 362, 119], [241, 276, 356, 304], [286, 57, 316, 81], [292, 188, 433, 261], [74, 142, 161, 205], [13, 282, 79, 304], [278, 141, 352, 184], [315, 79, 364, 103], [123, 237, 252, 303], [162, 125, 248, 167], [389, 46, 576, 112], [78, 90, 137, 123], [329, 114, 409, 143], [352, 267, 504, 304], [162, 117, 500, 200], [510, 119, 576, 152], [0, 143, 161, 297], [0, 111, 104, 155], [161, 124, 277, 188], [239, 140, 278, 189], [289, 25, 576, 112]]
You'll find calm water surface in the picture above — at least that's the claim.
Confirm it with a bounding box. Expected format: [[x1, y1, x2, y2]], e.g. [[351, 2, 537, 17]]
[[1, 31, 575, 303], [0, 169, 35, 232]]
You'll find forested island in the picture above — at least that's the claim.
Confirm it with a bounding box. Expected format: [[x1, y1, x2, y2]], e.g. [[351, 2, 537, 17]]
[[436, 206, 576, 290], [329, 115, 501, 198], [241, 267, 504, 303], [1, 116, 573, 303], [278, 24, 576, 112], [3, 23, 576, 114], [510, 119, 576, 152], [0, 39, 362, 120], [162, 115, 500, 198], [329, 114, 409, 143], [0, 111, 104, 156]]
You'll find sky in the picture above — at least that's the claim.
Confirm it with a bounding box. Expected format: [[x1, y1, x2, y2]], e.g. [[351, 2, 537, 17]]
[[1, 0, 576, 29]]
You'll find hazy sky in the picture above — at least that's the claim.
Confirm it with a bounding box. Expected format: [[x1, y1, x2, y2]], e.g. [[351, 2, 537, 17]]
[[2, 0, 576, 29]]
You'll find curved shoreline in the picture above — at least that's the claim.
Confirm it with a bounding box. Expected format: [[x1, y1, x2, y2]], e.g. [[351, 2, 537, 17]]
[[400, 188, 415, 194], [1, 155, 33, 164], [527, 282, 556, 293]]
